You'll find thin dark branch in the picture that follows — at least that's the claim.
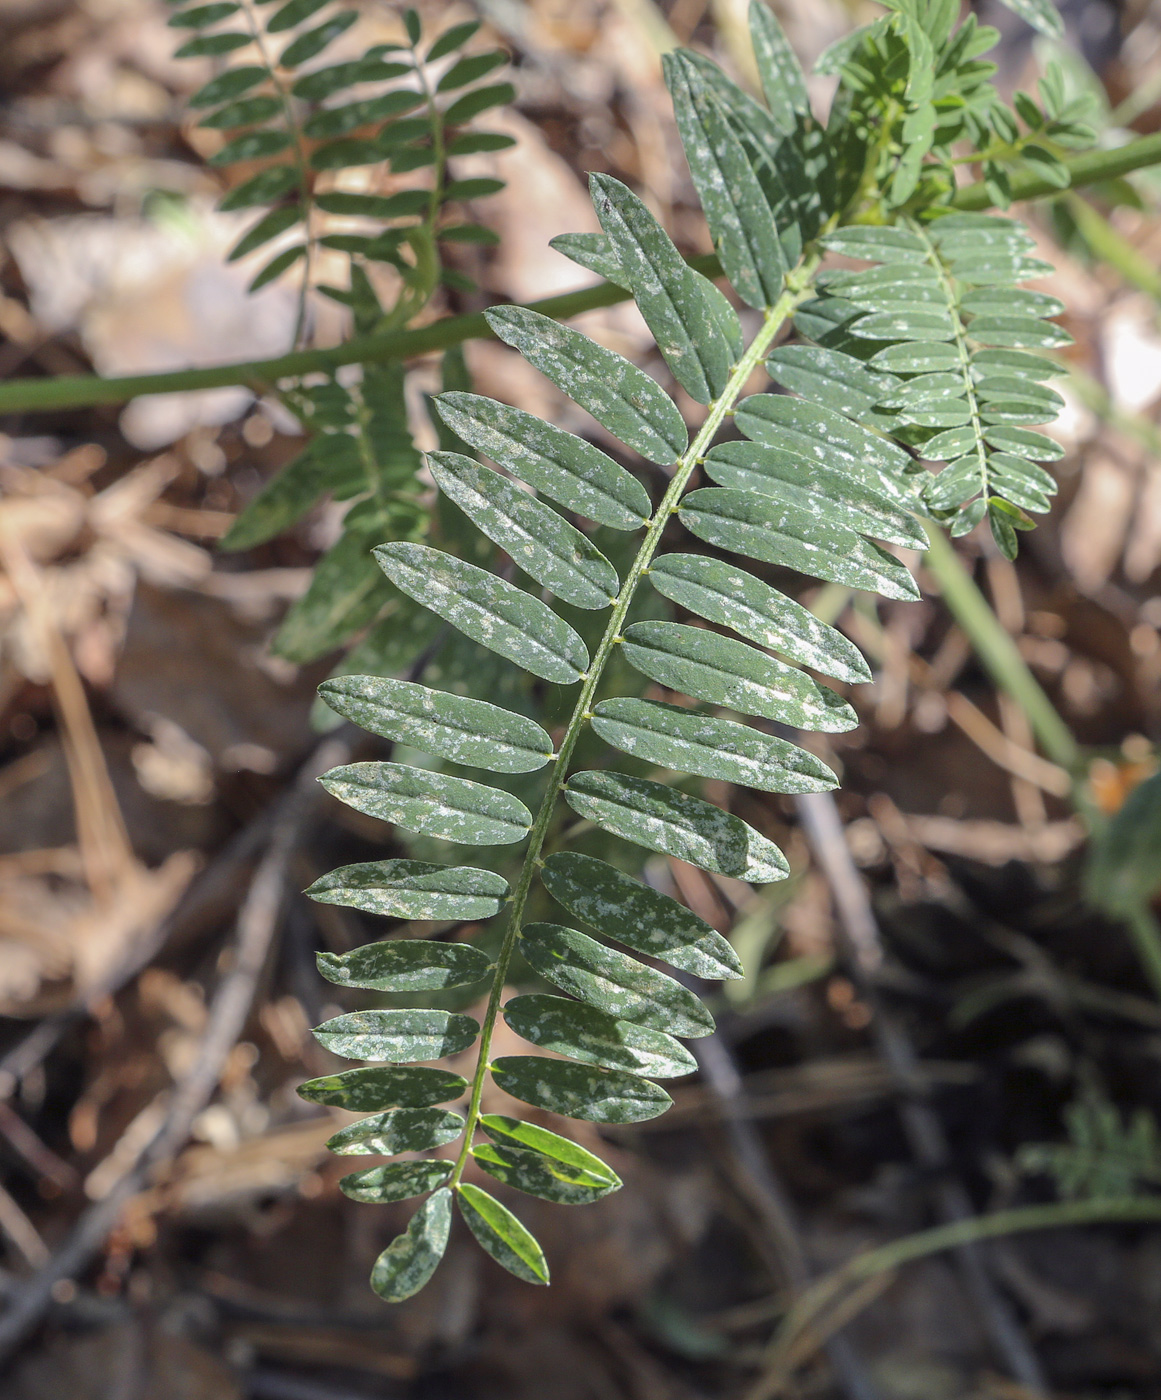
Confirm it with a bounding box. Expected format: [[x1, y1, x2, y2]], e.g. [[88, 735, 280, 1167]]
[[796, 791, 1048, 1396]]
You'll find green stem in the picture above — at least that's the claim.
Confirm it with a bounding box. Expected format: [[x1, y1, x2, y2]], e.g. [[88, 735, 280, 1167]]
[[1125, 906, 1161, 1006], [952, 130, 1161, 211], [768, 1195, 1161, 1379], [447, 258, 821, 1189], [922, 521, 1080, 773], [0, 265, 697, 415], [1063, 190, 1161, 301], [5, 135, 1161, 416]]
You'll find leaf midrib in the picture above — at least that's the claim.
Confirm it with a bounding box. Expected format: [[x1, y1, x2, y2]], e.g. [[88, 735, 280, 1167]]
[[446, 254, 823, 1189]]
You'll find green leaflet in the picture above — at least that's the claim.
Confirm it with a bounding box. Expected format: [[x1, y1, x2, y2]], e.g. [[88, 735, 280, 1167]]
[[748, 0, 810, 134], [485, 306, 688, 464], [646, 553, 871, 684], [279, 12, 360, 68], [734, 393, 913, 497], [678, 488, 920, 603], [427, 20, 482, 60], [590, 698, 838, 795], [964, 315, 1073, 349], [374, 543, 589, 684], [518, 922, 715, 1037], [319, 761, 533, 846], [549, 231, 629, 287], [663, 51, 786, 309], [960, 288, 1065, 318], [704, 440, 928, 549], [765, 344, 902, 422], [457, 1182, 550, 1283], [871, 342, 964, 374], [208, 128, 293, 166], [983, 425, 1065, 460], [428, 451, 620, 610], [316, 941, 492, 993], [971, 348, 1060, 380], [490, 1056, 673, 1124], [480, 1114, 621, 1185], [541, 851, 743, 979], [297, 1066, 468, 1111], [370, 1188, 453, 1302], [619, 620, 857, 732], [820, 226, 927, 263], [340, 1159, 453, 1204], [433, 392, 652, 531], [313, 1009, 481, 1062], [318, 676, 553, 773], [471, 1142, 618, 1205], [563, 770, 791, 882], [589, 173, 734, 404], [551, 233, 743, 360], [304, 859, 508, 922], [503, 993, 697, 1078], [326, 1109, 465, 1156], [848, 309, 956, 342]]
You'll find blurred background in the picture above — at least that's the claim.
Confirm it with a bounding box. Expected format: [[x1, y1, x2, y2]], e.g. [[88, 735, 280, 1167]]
[[3, 0, 1161, 1396]]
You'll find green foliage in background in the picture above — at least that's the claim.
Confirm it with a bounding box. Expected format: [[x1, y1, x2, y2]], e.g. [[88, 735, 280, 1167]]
[[166, 0, 514, 663]]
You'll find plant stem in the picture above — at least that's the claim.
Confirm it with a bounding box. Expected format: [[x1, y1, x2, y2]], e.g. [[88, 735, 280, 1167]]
[[1063, 191, 1161, 301], [760, 1194, 1161, 1394], [5, 135, 1161, 416], [922, 521, 1080, 773], [447, 259, 821, 1189], [952, 130, 1161, 211]]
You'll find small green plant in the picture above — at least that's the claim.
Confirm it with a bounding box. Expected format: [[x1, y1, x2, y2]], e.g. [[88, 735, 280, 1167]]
[[285, 0, 1105, 1301], [1020, 1093, 1161, 1201]]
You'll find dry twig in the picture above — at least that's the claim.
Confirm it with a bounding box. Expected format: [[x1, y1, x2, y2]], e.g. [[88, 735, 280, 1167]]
[[0, 735, 349, 1364]]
